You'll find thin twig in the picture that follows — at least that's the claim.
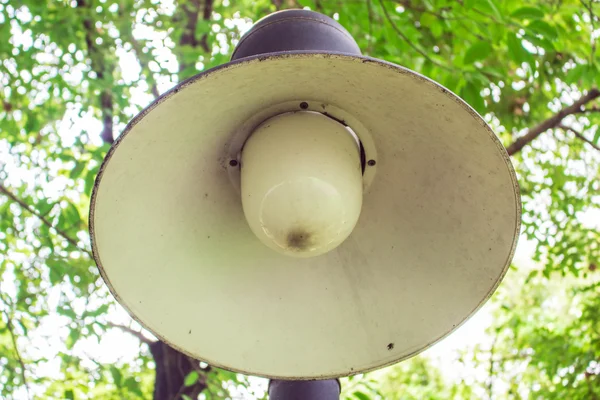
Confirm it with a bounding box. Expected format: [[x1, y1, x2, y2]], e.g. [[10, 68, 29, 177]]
[[506, 88, 600, 155], [378, 0, 454, 71], [106, 322, 154, 345], [574, 105, 600, 114], [559, 124, 600, 151], [0, 294, 31, 399], [0, 184, 93, 258], [5, 316, 30, 399]]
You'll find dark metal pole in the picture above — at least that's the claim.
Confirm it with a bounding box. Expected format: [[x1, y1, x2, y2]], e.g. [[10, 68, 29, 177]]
[[269, 379, 340, 400]]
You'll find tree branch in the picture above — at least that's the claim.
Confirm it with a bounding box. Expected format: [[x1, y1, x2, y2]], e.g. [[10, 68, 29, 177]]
[[107, 322, 154, 345], [77, 0, 114, 144], [0, 184, 93, 258], [178, 0, 213, 76], [0, 294, 31, 400], [506, 88, 600, 155], [559, 124, 600, 151], [378, 0, 454, 71], [199, 0, 213, 54], [574, 105, 600, 114], [5, 316, 30, 399]]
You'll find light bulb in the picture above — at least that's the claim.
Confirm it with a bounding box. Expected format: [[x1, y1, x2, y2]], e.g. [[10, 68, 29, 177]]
[[241, 111, 363, 258]]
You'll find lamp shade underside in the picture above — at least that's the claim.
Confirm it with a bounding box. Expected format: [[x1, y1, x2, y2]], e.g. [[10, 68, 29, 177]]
[[90, 53, 520, 380]]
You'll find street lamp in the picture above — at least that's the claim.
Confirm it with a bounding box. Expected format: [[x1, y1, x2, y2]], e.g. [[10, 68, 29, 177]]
[[89, 9, 520, 399]]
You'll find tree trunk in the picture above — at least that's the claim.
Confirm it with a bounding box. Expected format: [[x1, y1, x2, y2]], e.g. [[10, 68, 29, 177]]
[[150, 341, 208, 400]]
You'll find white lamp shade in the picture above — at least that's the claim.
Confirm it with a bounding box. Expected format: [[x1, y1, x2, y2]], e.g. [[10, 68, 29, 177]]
[[90, 53, 521, 379]]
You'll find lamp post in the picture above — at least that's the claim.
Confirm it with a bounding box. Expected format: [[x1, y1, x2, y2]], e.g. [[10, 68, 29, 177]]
[[89, 9, 520, 399]]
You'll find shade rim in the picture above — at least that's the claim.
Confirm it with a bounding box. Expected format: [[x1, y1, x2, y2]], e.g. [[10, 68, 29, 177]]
[[89, 51, 521, 380]]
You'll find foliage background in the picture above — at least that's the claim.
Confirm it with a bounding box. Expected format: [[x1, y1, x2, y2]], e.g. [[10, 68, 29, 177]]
[[0, 0, 599, 399]]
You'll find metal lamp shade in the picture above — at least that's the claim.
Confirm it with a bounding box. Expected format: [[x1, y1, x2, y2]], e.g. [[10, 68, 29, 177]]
[[90, 10, 521, 380]]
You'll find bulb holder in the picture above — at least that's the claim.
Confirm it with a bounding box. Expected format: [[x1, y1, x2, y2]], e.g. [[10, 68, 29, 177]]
[[231, 9, 361, 60]]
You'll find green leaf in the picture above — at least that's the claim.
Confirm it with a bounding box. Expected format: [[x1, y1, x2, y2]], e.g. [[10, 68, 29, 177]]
[[480, 66, 504, 79], [526, 20, 557, 39], [384, 43, 398, 56], [525, 269, 538, 284], [593, 130, 600, 145], [37, 199, 55, 216], [58, 306, 77, 319], [84, 166, 99, 196], [479, 0, 503, 20], [461, 82, 485, 114], [181, 395, 192, 400], [17, 320, 29, 336], [60, 202, 81, 229], [124, 376, 143, 396], [511, 7, 544, 20], [110, 365, 123, 386], [464, 41, 493, 64], [565, 64, 585, 84], [419, 13, 436, 28], [582, 64, 599, 87], [66, 329, 81, 349], [354, 391, 371, 400], [86, 304, 110, 318], [463, 0, 477, 9], [524, 34, 555, 51], [489, 24, 505, 42], [507, 32, 526, 63], [64, 389, 74, 400], [47, 257, 65, 285], [195, 19, 211, 36], [467, 71, 491, 86], [184, 370, 199, 387], [69, 161, 85, 180], [430, 22, 443, 38]]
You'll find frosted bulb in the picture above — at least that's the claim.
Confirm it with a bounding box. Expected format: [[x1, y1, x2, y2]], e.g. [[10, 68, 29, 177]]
[[241, 111, 363, 258]]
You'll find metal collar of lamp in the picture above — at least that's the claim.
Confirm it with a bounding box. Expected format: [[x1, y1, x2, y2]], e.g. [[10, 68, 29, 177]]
[[89, 9, 521, 399]]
